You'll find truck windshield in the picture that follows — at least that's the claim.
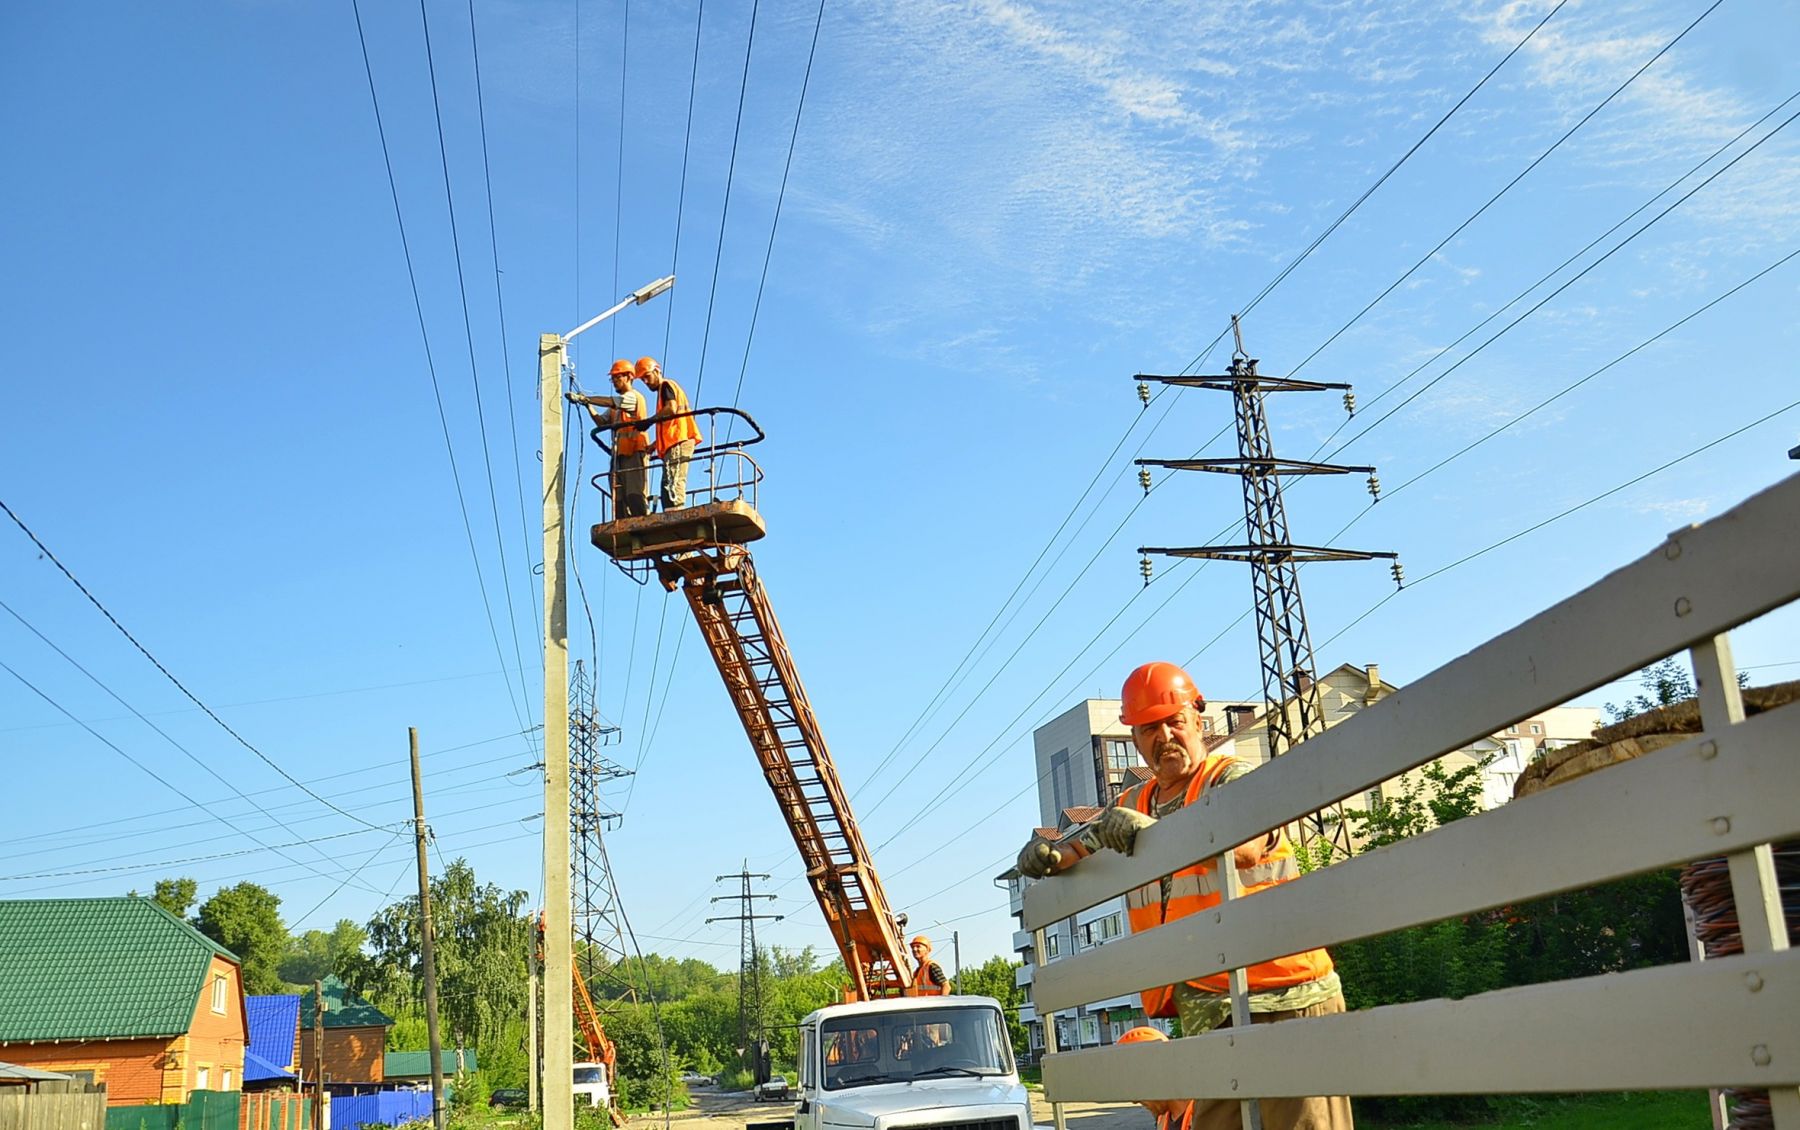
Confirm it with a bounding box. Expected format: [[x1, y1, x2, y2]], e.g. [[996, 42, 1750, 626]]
[[573, 1067, 606, 1084], [819, 1007, 1013, 1090]]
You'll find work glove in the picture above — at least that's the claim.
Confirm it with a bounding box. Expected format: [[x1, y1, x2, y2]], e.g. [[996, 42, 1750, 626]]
[[1016, 836, 1060, 880], [1093, 807, 1156, 855]]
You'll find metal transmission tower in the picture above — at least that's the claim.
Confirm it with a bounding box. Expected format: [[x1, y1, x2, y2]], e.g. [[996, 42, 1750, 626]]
[[1137, 318, 1399, 855], [568, 661, 635, 999], [707, 866, 782, 1084]]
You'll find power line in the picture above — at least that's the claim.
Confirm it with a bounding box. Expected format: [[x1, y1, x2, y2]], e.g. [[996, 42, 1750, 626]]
[[1305, 84, 1800, 458], [611, 0, 631, 358], [1284, 0, 1723, 383], [415, 0, 535, 731], [726, 0, 828, 419], [1324, 101, 1800, 462], [350, 0, 530, 741], [663, 0, 708, 361], [465, 0, 546, 660], [691, 0, 762, 404], [288, 831, 409, 931], [0, 657, 396, 896], [2, 497, 389, 832]]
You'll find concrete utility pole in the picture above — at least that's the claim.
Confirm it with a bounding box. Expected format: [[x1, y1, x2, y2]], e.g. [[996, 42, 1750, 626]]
[[540, 276, 672, 1130], [411, 728, 447, 1130], [541, 331, 575, 1130], [527, 951, 540, 1113], [312, 980, 325, 1130]]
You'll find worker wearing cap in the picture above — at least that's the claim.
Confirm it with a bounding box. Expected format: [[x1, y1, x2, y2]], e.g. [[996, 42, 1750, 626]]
[[909, 935, 950, 996], [1015, 662, 1352, 1130], [1114, 1028, 1192, 1130], [568, 360, 652, 518], [634, 356, 703, 511]]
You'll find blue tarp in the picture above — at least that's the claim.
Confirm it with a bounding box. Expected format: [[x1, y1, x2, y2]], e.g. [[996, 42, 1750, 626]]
[[330, 1091, 435, 1129]]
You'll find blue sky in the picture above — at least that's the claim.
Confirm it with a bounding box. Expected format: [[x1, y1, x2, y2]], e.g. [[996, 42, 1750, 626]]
[[3, 0, 1797, 973]]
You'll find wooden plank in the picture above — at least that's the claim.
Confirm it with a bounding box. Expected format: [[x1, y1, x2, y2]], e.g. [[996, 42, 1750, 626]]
[[1022, 472, 1800, 930], [1042, 948, 1800, 1100], [1031, 702, 1800, 1011]]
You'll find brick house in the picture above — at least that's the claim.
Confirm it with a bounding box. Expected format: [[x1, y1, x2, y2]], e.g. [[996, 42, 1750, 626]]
[[298, 979, 391, 1085], [0, 897, 247, 1104]]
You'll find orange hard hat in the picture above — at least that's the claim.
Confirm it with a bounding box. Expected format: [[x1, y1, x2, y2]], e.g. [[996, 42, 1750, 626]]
[[910, 935, 932, 950], [1115, 1026, 1168, 1045], [634, 356, 661, 377], [1119, 662, 1205, 727], [609, 358, 635, 377]]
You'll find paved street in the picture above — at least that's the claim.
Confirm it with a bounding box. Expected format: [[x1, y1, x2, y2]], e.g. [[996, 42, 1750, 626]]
[[661, 1086, 1148, 1130]]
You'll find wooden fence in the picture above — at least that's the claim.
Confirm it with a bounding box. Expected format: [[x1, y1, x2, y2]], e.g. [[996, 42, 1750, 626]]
[[1022, 472, 1800, 1128], [237, 1094, 309, 1130], [0, 1088, 107, 1130]]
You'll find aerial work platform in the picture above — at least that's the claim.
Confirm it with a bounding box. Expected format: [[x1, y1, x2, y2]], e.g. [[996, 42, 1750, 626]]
[[584, 406, 768, 564]]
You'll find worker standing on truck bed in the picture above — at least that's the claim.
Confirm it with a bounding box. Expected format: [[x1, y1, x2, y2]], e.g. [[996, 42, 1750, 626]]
[[1114, 1028, 1192, 1130], [569, 360, 652, 517], [634, 355, 702, 511], [909, 935, 950, 995], [1015, 662, 1353, 1130]]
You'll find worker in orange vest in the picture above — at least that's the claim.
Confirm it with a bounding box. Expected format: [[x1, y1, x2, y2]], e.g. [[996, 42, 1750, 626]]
[[1113, 1027, 1192, 1130], [909, 935, 949, 995], [1016, 662, 1353, 1130], [569, 359, 651, 517], [634, 356, 703, 511]]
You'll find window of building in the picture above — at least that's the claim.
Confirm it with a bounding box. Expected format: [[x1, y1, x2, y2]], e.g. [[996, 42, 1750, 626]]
[[1529, 723, 1543, 735], [1044, 932, 1060, 960], [1103, 739, 1135, 773], [222, 1068, 233, 1091], [211, 974, 228, 1014], [196, 1065, 210, 1090], [1050, 749, 1074, 815], [1099, 913, 1122, 940]]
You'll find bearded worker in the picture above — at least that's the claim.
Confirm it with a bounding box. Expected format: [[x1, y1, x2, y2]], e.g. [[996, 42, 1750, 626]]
[[1016, 662, 1353, 1130]]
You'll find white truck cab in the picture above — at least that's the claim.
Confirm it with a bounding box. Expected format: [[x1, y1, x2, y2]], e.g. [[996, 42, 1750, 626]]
[[572, 1061, 612, 1108], [765, 996, 1030, 1130]]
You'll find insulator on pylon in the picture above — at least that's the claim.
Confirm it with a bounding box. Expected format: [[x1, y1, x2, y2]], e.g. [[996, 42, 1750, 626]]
[[1390, 560, 1405, 589], [1138, 467, 1152, 494], [1137, 381, 1151, 406], [1343, 390, 1356, 416], [1367, 472, 1381, 500], [1140, 555, 1154, 587]]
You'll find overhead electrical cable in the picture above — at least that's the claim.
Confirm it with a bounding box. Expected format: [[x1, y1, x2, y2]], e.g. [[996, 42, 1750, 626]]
[[1285, 0, 1727, 389], [663, 0, 708, 361], [288, 831, 408, 930], [3, 497, 389, 832], [0, 596, 403, 881], [415, 0, 535, 731], [465, 0, 546, 661], [0, 658, 393, 895], [725, 0, 827, 420], [611, 0, 631, 357], [1305, 84, 1800, 458], [690, 0, 762, 403], [351, 0, 531, 740], [1324, 102, 1800, 462]]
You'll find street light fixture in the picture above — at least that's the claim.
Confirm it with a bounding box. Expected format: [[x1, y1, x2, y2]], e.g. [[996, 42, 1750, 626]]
[[562, 274, 676, 342]]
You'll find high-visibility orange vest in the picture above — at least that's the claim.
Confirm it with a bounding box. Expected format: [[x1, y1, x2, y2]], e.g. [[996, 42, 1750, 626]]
[[613, 391, 652, 456], [1156, 1102, 1193, 1130], [653, 378, 702, 455], [1121, 756, 1332, 1017]]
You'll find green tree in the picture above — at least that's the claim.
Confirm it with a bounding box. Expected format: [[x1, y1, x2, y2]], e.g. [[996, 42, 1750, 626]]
[[128, 877, 196, 919], [280, 918, 368, 987], [957, 956, 1029, 1056], [195, 882, 289, 994], [1606, 656, 1747, 721]]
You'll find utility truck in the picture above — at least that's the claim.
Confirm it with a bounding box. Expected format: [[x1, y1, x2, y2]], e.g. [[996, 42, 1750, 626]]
[[759, 996, 1029, 1130]]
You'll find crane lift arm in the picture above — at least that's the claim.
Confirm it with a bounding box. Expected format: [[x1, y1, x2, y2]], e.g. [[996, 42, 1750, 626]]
[[655, 547, 915, 999]]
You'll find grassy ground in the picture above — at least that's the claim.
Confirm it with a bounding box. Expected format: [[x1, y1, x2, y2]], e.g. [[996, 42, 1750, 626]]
[[1356, 1091, 1709, 1129]]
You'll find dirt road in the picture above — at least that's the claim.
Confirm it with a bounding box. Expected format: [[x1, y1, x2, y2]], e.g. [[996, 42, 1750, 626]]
[[660, 1086, 1148, 1130]]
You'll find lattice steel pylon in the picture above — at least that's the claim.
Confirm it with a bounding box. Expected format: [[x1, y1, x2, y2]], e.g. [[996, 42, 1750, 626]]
[[707, 865, 781, 1084], [1136, 318, 1399, 856], [568, 661, 635, 1001]]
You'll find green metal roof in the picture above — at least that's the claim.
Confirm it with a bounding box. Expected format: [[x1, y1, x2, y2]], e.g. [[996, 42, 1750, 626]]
[[0, 897, 239, 1043], [299, 977, 393, 1030], [383, 1049, 476, 1078]]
